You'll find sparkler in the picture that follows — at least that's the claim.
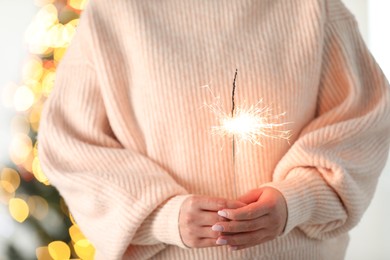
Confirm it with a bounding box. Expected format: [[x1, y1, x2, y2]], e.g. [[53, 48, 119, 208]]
[[203, 69, 291, 197]]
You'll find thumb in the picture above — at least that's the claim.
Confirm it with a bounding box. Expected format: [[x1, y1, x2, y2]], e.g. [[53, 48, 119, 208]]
[[237, 188, 264, 204], [226, 199, 246, 209]]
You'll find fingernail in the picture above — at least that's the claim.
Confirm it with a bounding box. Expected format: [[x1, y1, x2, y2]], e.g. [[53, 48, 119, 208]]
[[218, 210, 227, 218], [211, 224, 224, 232], [230, 246, 238, 251], [216, 238, 227, 245]]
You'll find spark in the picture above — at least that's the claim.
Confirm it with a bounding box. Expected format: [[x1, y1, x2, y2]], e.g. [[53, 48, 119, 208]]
[[202, 70, 291, 198], [202, 88, 291, 147]]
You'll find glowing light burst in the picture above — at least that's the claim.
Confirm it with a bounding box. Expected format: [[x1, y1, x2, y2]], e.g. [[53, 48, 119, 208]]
[[203, 90, 291, 147], [203, 70, 291, 197], [209, 102, 290, 146]]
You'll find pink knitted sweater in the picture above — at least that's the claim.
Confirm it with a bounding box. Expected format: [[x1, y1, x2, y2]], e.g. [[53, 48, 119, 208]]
[[38, 0, 390, 259]]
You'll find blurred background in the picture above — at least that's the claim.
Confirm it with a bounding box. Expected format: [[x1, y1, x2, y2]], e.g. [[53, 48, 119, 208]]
[[0, 0, 389, 259], [0, 1, 93, 259]]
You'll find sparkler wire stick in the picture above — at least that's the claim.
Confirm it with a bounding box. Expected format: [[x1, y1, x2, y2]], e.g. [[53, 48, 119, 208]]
[[231, 69, 238, 198], [203, 70, 291, 198]]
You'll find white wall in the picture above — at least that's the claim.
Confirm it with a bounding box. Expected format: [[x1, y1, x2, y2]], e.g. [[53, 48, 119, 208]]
[[369, 0, 390, 77], [0, 1, 37, 257], [0, 1, 37, 163], [342, 0, 369, 42]]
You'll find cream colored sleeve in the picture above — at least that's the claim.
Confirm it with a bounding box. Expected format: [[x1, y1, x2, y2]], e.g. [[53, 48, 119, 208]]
[[38, 5, 189, 259], [268, 13, 390, 240]]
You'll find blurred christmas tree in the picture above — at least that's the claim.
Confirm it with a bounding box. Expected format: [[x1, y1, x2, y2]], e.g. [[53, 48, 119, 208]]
[[0, 0, 95, 259]]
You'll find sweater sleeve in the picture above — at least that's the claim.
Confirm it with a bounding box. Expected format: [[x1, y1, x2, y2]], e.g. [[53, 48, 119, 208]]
[[268, 14, 390, 239], [37, 5, 189, 259]]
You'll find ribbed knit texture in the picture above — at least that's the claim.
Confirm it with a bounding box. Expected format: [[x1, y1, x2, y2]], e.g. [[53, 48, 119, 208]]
[[37, 0, 390, 259]]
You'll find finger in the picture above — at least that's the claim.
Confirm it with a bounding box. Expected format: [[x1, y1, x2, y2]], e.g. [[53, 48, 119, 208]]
[[190, 196, 246, 212], [237, 189, 263, 204], [218, 201, 269, 221], [201, 226, 221, 239], [181, 225, 220, 247], [196, 211, 225, 226], [196, 196, 228, 211], [212, 215, 270, 233], [226, 200, 247, 209], [219, 229, 268, 246]]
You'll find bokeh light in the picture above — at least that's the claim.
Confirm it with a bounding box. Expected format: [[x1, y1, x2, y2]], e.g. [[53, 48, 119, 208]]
[[32, 156, 50, 185], [27, 195, 49, 220], [22, 56, 43, 86], [41, 70, 56, 97], [48, 241, 71, 260], [29, 103, 43, 132], [10, 115, 31, 135], [69, 212, 76, 225], [0, 183, 15, 205], [13, 85, 35, 112], [8, 198, 29, 223], [1, 0, 95, 258], [9, 133, 33, 165], [25, 4, 58, 54], [74, 239, 95, 260], [68, 0, 88, 11], [70, 225, 95, 260], [36, 246, 51, 260], [1, 168, 21, 194], [53, 47, 66, 63], [69, 225, 84, 242]]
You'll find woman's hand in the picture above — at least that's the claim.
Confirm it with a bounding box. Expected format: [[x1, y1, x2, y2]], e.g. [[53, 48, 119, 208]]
[[212, 187, 287, 250], [179, 195, 246, 248]]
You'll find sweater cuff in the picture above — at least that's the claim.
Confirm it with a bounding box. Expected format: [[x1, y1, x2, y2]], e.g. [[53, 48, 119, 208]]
[[150, 194, 192, 248], [265, 167, 329, 236]]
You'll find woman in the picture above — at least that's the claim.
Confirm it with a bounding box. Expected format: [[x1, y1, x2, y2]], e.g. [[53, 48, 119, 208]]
[[38, 0, 390, 259]]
